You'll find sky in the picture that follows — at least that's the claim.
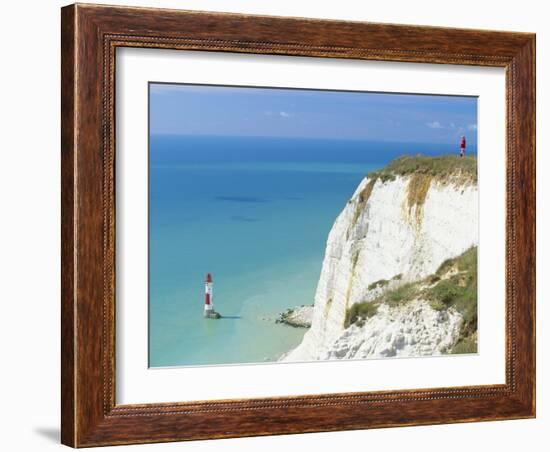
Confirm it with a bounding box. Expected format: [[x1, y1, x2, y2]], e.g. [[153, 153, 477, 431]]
[[149, 83, 477, 145]]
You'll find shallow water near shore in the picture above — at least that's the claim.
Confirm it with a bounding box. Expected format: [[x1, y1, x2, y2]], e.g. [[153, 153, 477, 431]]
[[148, 135, 472, 367]]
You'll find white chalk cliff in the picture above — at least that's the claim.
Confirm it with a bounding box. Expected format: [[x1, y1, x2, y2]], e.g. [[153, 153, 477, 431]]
[[283, 157, 478, 362]]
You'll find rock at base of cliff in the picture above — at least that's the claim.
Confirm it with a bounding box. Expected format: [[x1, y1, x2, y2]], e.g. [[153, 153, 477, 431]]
[[276, 305, 313, 328]]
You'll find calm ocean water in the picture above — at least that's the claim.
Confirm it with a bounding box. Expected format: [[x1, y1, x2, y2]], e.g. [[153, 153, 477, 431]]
[[148, 135, 477, 367]]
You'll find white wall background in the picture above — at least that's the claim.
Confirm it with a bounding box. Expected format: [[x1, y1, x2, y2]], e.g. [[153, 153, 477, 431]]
[[0, 1, 545, 451]]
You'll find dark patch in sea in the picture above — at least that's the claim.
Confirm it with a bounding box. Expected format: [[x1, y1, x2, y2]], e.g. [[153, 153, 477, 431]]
[[215, 196, 270, 203], [231, 215, 260, 223]]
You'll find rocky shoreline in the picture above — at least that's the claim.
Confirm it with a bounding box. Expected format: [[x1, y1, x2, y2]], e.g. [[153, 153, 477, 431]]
[[276, 305, 313, 328]]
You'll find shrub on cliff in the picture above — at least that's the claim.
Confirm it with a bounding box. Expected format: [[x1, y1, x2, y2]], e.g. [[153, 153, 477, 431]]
[[344, 246, 478, 355]]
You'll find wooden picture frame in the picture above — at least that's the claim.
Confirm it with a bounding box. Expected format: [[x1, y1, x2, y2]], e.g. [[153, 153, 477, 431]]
[[61, 3, 536, 447]]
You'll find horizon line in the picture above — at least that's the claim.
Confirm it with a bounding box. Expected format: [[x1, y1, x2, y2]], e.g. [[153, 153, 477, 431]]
[[149, 133, 477, 146]]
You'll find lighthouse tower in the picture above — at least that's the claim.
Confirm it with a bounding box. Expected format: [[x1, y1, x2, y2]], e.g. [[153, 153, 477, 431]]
[[204, 273, 220, 319], [204, 273, 214, 314]]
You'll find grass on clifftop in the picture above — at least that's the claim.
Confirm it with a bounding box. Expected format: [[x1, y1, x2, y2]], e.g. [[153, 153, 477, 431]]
[[344, 247, 478, 354], [367, 155, 477, 184]]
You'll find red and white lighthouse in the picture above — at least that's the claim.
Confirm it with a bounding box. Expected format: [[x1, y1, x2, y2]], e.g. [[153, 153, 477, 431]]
[[204, 273, 214, 314], [203, 273, 220, 318]]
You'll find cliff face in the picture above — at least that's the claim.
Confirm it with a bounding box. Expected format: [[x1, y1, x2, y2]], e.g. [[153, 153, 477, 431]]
[[283, 157, 478, 362]]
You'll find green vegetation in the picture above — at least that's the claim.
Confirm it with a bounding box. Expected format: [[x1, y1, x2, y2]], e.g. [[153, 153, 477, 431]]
[[367, 279, 389, 291], [367, 155, 477, 185], [429, 299, 447, 311], [367, 274, 404, 294], [426, 247, 478, 343], [450, 333, 477, 354], [440, 245, 477, 274], [344, 247, 478, 355], [385, 282, 418, 306], [345, 282, 418, 327], [345, 300, 379, 327]]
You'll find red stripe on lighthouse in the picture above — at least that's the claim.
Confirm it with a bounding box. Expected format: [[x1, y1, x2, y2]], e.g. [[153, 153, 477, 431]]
[[204, 273, 213, 309]]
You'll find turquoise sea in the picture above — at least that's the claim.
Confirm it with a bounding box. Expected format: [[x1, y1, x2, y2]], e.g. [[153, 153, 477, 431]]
[[148, 135, 476, 367]]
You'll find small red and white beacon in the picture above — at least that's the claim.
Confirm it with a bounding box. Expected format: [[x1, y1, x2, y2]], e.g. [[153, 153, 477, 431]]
[[204, 273, 214, 315]]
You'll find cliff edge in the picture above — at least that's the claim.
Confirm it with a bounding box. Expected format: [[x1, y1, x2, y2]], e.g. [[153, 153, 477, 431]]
[[282, 155, 478, 362]]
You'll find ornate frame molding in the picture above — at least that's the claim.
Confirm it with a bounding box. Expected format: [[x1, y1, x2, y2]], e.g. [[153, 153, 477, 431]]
[[61, 4, 535, 447]]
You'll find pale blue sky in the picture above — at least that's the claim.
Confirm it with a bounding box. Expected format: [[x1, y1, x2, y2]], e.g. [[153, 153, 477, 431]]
[[150, 83, 477, 145]]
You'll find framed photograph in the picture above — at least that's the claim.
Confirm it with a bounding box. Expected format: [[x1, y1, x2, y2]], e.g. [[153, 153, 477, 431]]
[[61, 3, 536, 447]]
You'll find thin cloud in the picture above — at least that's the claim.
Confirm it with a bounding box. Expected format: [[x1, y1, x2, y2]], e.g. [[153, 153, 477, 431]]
[[427, 121, 468, 130], [264, 110, 292, 118], [426, 121, 443, 129]]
